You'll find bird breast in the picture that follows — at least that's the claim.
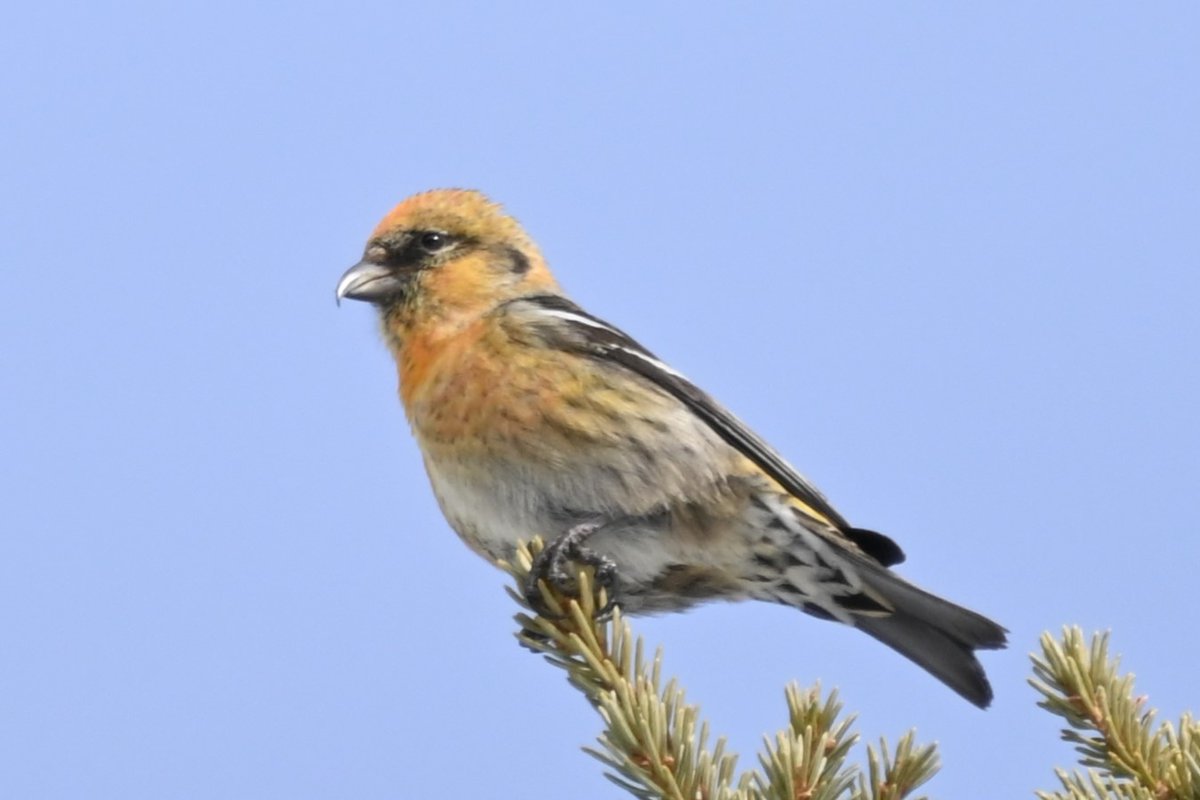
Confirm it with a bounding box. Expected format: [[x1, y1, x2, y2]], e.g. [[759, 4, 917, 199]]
[[400, 318, 737, 560]]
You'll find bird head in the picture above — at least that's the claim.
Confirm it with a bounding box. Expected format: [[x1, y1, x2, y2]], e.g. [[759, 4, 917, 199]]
[[336, 190, 559, 327]]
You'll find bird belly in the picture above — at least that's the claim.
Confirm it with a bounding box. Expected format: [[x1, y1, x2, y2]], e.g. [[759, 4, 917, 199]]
[[421, 446, 765, 613], [421, 453, 561, 563]]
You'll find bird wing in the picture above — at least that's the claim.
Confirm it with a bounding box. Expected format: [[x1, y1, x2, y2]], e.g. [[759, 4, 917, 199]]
[[507, 294, 904, 566], [501, 298, 1017, 709]]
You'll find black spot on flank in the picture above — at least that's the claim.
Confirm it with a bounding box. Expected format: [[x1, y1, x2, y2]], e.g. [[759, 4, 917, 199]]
[[802, 603, 837, 622], [752, 552, 780, 572], [781, 550, 810, 568], [506, 247, 531, 274], [834, 592, 893, 616], [817, 564, 850, 586]]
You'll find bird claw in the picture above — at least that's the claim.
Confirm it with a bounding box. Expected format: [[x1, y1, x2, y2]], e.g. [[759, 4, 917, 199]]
[[523, 523, 619, 618], [591, 557, 619, 618]]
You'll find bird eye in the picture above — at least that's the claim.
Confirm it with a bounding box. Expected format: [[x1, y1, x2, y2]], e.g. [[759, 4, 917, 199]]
[[418, 231, 451, 253]]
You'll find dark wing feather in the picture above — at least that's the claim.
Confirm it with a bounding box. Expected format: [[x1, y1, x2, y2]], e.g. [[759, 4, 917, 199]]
[[511, 295, 905, 566]]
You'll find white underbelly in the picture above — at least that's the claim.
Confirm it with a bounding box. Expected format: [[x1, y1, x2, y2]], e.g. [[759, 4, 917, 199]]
[[421, 451, 759, 593], [423, 457, 555, 560]]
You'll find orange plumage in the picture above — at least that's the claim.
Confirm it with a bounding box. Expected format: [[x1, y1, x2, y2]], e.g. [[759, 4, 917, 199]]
[[337, 189, 1007, 707]]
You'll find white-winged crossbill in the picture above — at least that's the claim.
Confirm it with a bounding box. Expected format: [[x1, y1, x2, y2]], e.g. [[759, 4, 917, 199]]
[[337, 189, 1006, 707]]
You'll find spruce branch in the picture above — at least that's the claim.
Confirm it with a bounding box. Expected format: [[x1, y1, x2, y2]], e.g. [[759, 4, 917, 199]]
[[855, 732, 940, 800], [1030, 627, 1200, 800], [754, 685, 859, 800], [500, 538, 941, 800]]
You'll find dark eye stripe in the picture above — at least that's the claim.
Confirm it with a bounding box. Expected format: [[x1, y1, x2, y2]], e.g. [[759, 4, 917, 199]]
[[371, 231, 460, 267]]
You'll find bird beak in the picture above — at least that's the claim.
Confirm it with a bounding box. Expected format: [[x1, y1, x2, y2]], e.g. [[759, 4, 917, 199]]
[[335, 260, 405, 306]]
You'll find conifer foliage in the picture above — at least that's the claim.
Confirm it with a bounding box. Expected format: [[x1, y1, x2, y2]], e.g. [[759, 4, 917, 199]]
[[503, 540, 1197, 799]]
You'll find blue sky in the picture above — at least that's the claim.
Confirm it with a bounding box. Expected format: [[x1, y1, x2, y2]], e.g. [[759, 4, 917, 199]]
[[3, 3, 1197, 797]]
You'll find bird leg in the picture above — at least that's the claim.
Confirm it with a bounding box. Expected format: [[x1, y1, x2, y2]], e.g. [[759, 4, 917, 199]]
[[524, 522, 618, 617]]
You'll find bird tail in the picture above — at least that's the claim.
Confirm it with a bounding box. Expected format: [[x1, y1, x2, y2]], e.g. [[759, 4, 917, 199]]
[[850, 563, 1007, 708]]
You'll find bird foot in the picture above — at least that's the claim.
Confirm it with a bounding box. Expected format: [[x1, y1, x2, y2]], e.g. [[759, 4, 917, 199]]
[[524, 523, 618, 617]]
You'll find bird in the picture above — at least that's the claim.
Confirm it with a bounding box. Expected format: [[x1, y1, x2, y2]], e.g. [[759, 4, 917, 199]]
[[336, 188, 1007, 707]]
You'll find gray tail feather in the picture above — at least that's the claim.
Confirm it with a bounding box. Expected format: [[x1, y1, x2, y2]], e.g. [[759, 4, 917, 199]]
[[853, 565, 1007, 709]]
